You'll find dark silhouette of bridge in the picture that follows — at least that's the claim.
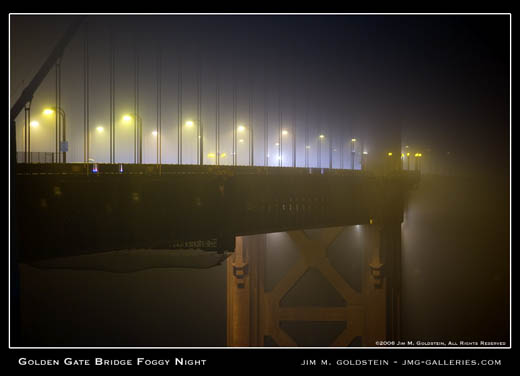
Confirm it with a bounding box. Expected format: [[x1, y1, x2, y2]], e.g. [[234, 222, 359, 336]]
[[11, 15, 421, 346]]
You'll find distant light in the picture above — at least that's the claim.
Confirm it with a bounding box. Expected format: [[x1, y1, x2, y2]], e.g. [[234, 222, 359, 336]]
[[415, 153, 422, 157], [30, 121, 39, 128], [185, 120, 194, 127], [220, 152, 227, 158], [319, 134, 325, 139], [369, 218, 373, 225], [401, 153, 405, 158], [207, 153, 216, 158], [239, 139, 244, 143], [388, 152, 393, 156], [351, 138, 357, 142], [122, 115, 132, 123], [277, 155, 282, 160], [275, 142, 280, 146], [406, 152, 410, 157], [305, 145, 311, 149], [96, 126, 104, 133], [363, 151, 368, 155], [405, 145, 409, 148], [282, 129, 288, 136], [333, 149, 337, 152], [237, 125, 245, 132], [43, 108, 54, 116], [152, 131, 158, 136], [92, 163, 98, 173]]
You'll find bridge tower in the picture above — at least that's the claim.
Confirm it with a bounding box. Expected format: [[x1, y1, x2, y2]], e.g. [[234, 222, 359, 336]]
[[227, 222, 401, 346]]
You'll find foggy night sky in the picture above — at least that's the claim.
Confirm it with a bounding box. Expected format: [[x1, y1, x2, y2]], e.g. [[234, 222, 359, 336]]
[[10, 14, 510, 175]]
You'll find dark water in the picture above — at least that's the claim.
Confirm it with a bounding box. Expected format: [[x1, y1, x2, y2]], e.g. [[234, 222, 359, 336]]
[[18, 173, 510, 346]]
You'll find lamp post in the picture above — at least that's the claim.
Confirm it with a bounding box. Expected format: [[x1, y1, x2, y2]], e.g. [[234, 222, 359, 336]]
[[361, 151, 368, 171], [318, 134, 325, 168], [122, 113, 143, 164], [184, 119, 205, 165], [414, 153, 422, 172], [351, 138, 356, 170], [43, 107, 66, 163]]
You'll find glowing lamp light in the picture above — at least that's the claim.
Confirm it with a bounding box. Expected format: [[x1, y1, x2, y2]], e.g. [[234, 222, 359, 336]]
[[275, 142, 280, 146], [305, 145, 311, 149], [239, 139, 244, 143], [282, 130, 288, 136], [30, 121, 39, 128], [237, 125, 245, 132], [351, 138, 357, 142], [319, 134, 325, 139], [185, 120, 194, 127], [96, 126, 104, 133], [207, 153, 216, 158], [406, 152, 410, 157], [122, 115, 132, 123], [388, 152, 393, 156], [363, 151, 368, 155], [152, 131, 158, 136], [43, 108, 55, 116], [220, 152, 227, 158]]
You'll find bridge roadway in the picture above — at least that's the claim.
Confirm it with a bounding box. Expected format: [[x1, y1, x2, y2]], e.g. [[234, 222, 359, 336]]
[[14, 163, 419, 262]]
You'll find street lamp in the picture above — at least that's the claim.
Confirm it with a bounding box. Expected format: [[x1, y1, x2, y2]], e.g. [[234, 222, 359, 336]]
[[351, 138, 356, 169], [318, 134, 325, 168], [184, 119, 205, 165], [43, 107, 67, 163], [414, 153, 422, 172], [122, 113, 143, 164]]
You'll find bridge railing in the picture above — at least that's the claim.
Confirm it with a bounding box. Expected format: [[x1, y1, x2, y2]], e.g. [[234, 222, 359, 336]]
[[16, 152, 56, 164], [15, 162, 375, 177]]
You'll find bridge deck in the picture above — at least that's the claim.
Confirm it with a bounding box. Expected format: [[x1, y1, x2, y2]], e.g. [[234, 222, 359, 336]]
[[14, 163, 419, 261]]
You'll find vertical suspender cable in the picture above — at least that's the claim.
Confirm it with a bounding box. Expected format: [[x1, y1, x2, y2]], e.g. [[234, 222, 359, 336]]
[[135, 38, 141, 165], [329, 117, 333, 169], [24, 103, 30, 163], [24, 105, 28, 163], [305, 95, 309, 168], [278, 84, 282, 167], [178, 59, 182, 165], [109, 28, 115, 164], [157, 44, 162, 171], [55, 61, 59, 163], [233, 75, 237, 166], [317, 106, 321, 169], [216, 73, 220, 166], [249, 74, 253, 166], [197, 64, 202, 165], [292, 97, 296, 168], [84, 21, 90, 165], [133, 36, 137, 164], [263, 70, 268, 167]]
